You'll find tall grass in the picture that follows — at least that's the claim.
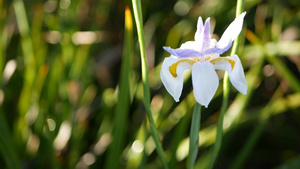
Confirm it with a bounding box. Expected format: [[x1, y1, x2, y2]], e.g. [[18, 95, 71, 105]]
[[0, 0, 299, 168]]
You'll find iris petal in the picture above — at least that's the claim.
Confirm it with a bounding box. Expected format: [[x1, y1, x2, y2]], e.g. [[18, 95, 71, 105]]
[[194, 17, 204, 42], [192, 61, 219, 107], [217, 12, 246, 49], [163, 46, 202, 58], [211, 55, 247, 95], [201, 18, 211, 52], [160, 57, 194, 102], [180, 41, 202, 52], [202, 42, 232, 56]]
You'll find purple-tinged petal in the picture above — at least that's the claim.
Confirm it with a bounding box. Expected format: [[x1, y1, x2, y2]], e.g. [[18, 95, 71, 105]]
[[163, 46, 202, 58], [201, 18, 211, 52], [194, 17, 204, 42], [202, 41, 232, 55], [218, 12, 246, 49]]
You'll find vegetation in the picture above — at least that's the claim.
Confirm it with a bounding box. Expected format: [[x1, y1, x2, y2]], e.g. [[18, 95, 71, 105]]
[[0, 0, 300, 168]]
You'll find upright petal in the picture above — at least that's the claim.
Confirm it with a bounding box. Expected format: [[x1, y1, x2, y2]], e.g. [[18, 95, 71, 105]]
[[217, 12, 246, 49], [211, 55, 247, 95], [180, 41, 201, 52], [201, 18, 211, 52], [194, 17, 204, 42], [192, 61, 219, 107], [161, 56, 193, 102]]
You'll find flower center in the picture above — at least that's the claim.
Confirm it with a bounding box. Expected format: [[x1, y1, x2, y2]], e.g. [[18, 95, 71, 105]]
[[169, 56, 235, 78]]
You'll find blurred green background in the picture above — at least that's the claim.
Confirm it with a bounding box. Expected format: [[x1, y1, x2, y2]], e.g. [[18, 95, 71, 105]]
[[0, 0, 300, 168]]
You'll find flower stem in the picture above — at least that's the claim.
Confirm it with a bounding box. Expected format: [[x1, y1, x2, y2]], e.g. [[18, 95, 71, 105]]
[[187, 103, 201, 169], [131, 1, 169, 168], [208, 0, 245, 168]]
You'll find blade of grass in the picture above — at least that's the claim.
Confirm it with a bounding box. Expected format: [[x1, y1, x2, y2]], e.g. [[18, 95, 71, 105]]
[[230, 87, 284, 169], [246, 30, 300, 92], [187, 103, 201, 169], [0, 0, 4, 81], [0, 111, 20, 169], [131, 0, 169, 168], [13, 0, 38, 157], [13, 0, 36, 116], [127, 121, 147, 169], [208, 0, 245, 168], [208, 72, 230, 169], [104, 6, 133, 169], [70, 46, 90, 79]]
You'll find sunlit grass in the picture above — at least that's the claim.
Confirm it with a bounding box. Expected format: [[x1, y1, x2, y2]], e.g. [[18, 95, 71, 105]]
[[0, 0, 299, 168]]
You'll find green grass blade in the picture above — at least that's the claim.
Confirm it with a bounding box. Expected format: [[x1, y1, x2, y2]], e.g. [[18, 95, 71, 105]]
[[104, 6, 133, 169], [208, 72, 230, 169], [13, 0, 36, 116], [187, 103, 201, 169], [246, 30, 300, 92], [0, 111, 20, 169], [230, 88, 284, 169], [0, 0, 4, 81], [208, 0, 245, 168], [131, 0, 169, 168], [265, 54, 300, 92]]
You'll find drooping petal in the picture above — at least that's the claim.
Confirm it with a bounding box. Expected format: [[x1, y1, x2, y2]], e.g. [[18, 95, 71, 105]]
[[217, 12, 246, 49], [160, 56, 194, 102], [201, 17, 211, 52], [192, 61, 219, 107], [211, 55, 247, 95], [163, 46, 202, 58], [194, 17, 204, 42]]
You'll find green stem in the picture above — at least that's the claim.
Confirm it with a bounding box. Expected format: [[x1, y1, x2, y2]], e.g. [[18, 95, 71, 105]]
[[187, 103, 201, 169], [208, 72, 230, 169], [208, 0, 245, 168], [131, 1, 169, 168]]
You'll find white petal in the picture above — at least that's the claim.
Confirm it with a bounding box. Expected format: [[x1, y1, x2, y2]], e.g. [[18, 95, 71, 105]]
[[192, 61, 219, 108], [211, 55, 247, 95], [201, 17, 211, 51], [194, 17, 204, 42], [228, 55, 247, 94], [160, 56, 193, 102], [217, 12, 246, 49], [180, 41, 201, 52]]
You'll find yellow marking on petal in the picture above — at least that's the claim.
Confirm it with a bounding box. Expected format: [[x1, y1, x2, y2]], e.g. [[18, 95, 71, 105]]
[[169, 59, 196, 78], [210, 57, 235, 70], [204, 54, 213, 61]]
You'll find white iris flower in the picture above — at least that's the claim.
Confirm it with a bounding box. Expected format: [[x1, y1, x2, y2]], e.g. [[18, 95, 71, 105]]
[[161, 12, 247, 107]]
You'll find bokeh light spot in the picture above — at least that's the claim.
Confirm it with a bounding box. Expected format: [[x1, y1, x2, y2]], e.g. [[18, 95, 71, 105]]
[[174, 1, 190, 16], [131, 140, 144, 153]]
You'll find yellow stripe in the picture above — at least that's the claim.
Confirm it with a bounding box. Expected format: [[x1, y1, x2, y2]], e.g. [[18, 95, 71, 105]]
[[210, 57, 235, 70], [169, 59, 196, 78]]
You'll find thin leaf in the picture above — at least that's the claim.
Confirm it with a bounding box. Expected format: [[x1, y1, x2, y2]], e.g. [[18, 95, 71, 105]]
[[131, 0, 169, 168], [187, 103, 201, 169]]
